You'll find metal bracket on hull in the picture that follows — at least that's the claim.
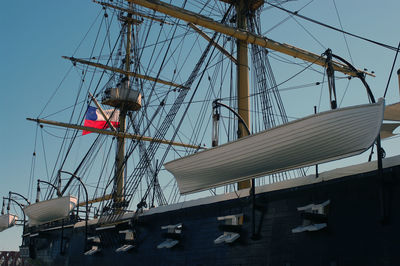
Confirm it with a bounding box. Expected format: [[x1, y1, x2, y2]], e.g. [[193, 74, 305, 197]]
[[116, 244, 135, 252], [157, 223, 182, 249], [214, 214, 243, 244], [84, 236, 101, 256], [116, 230, 135, 252], [292, 200, 330, 233]]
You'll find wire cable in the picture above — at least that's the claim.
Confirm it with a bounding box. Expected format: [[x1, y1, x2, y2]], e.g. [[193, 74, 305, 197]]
[[266, 2, 400, 52], [383, 41, 400, 98]]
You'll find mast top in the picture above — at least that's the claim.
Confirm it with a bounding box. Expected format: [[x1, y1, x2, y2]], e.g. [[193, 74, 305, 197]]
[[218, 0, 264, 11]]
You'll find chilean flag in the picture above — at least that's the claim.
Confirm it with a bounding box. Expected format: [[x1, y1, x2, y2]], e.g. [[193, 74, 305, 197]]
[[83, 106, 120, 135]]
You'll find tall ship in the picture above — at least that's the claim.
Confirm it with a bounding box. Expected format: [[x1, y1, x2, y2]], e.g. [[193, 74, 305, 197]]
[[2, 0, 400, 265]]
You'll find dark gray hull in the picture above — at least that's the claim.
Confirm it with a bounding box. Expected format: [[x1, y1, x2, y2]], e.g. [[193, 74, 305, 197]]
[[21, 159, 400, 266]]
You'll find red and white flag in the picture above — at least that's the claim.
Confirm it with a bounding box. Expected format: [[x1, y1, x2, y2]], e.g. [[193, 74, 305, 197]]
[[83, 106, 119, 135]]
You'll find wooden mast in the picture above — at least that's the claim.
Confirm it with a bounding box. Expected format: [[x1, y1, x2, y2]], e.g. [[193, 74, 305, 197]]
[[236, 0, 251, 190], [114, 6, 134, 207]]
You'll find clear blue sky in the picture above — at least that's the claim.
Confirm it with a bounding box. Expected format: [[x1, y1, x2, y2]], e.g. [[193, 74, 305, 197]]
[[1, 0, 399, 251]]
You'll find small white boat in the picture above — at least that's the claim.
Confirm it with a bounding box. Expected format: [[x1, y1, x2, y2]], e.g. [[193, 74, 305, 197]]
[[0, 213, 18, 232], [165, 99, 385, 194], [24, 195, 78, 226]]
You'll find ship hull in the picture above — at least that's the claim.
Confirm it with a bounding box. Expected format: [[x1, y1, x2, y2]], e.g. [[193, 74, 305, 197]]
[[21, 157, 400, 265]]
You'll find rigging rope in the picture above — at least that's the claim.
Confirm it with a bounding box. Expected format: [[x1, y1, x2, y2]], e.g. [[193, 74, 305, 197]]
[[40, 128, 50, 182], [262, 0, 314, 35], [266, 2, 400, 52], [332, 0, 353, 64], [39, 10, 123, 200], [100, 2, 192, 220], [383, 41, 400, 98], [28, 125, 39, 200], [102, 3, 234, 223]]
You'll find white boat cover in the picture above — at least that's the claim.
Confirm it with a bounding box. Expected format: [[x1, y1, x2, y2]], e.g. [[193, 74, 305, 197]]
[[0, 214, 18, 232], [24, 195, 77, 226], [384, 102, 400, 121], [165, 99, 385, 194]]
